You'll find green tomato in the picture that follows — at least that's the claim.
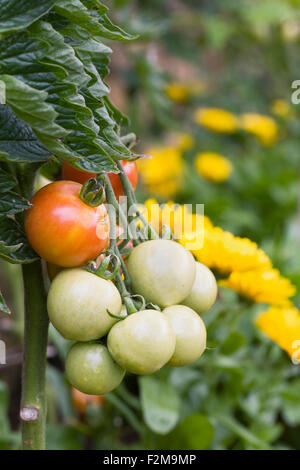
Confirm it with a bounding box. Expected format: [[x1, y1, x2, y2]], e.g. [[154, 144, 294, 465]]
[[107, 309, 175, 374], [66, 342, 125, 395], [47, 268, 122, 341], [127, 240, 196, 307], [181, 262, 217, 314], [163, 305, 207, 366]]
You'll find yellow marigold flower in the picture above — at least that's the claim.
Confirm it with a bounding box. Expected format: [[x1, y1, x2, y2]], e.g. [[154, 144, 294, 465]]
[[195, 152, 233, 183], [220, 269, 296, 306], [239, 113, 279, 146], [138, 146, 183, 198], [181, 226, 272, 274], [256, 305, 300, 358], [194, 107, 238, 134], [165, 82, 190, 103], [271, 99, 291, 118]]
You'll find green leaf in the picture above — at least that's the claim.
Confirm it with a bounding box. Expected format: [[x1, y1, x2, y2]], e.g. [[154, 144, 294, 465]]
[[1, 75, 67, 140], [104, 96, 129, 127], [163, 414, 214, 450], [0, 28, 128, 171], [54, 0, 136, 41], [0, 106, 52, 163], [0, 192, 32, 217], [0, 217, 38, 264], [0, 167, 17, 193], [71, 38, 111, 99], [0, 290, 10, 314], [221, 332, 247, 355], [0, 0, 57, 33], [139, 376, 180, 435]]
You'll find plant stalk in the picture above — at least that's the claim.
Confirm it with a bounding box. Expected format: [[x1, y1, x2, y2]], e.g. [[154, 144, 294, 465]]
[[21, 260, 49, 450]]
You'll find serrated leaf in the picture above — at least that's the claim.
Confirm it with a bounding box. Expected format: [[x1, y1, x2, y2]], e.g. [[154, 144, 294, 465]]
[[0, 0, 57, 33], [0, 28, 128, 171], [29, 21, 90, 90], [139, 376, 180, 435], [1, 75, 67, 140], [54, 0, 136, 41], [0, 3, 134, 173], [0, 167, 17, 193], [0, 192, 32, 217], [0, 105, 51, 163], [0, 290, 10, 314], [0, 217, 38, 264], [104, 96, 129, 127]]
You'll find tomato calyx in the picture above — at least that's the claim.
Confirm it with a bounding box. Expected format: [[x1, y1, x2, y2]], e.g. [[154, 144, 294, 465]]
[[79, 177, 106, 207], [86, 251, 121, 281]]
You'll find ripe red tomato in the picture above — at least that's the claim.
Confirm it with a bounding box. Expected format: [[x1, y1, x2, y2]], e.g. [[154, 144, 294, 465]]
[[25, 181, 109, 267], [62, 160, 138, 198]]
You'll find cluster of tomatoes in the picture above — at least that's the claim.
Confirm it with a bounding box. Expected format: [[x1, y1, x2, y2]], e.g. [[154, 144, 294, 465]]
[[25, 160, 217, 396]]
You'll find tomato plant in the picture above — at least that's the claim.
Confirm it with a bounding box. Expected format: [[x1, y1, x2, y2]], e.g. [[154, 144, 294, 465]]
[[0, 0, 220, 453], [62, 160, 138, 199], [0, 0, 136, 450]]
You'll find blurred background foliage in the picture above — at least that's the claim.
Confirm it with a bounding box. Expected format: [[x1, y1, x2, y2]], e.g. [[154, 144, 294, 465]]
[[1, 0, 300, 450]]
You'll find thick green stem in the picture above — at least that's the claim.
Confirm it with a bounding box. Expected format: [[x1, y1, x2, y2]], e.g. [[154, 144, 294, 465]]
[[21, 261, 49, 450]]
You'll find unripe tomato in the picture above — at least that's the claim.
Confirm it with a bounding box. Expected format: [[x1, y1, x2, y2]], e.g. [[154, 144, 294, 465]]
[[62, 160, 138, 199], [163, 305, 207, 366], [25, 181, 109, 267], [107, 309, 175, 374], [66, 342, 125, 395], [47, 268, 122, 341], [127, 240, 196, 307], [72, 388, 105, 415], [181, 262, 217, 314]]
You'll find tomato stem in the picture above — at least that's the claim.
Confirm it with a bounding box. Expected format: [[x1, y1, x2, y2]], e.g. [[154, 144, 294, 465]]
[[104, 175, 137, 315], [116, 160, 159, 241], [21, 261, 49, 450]]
